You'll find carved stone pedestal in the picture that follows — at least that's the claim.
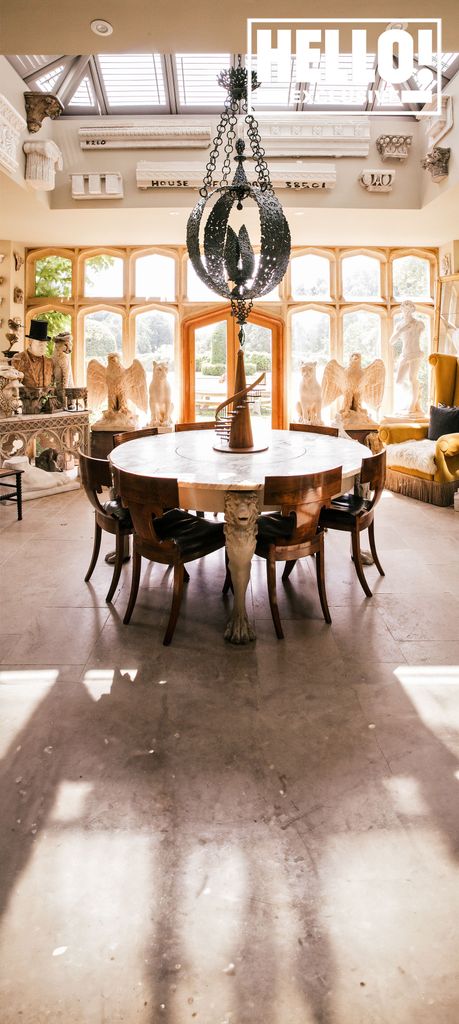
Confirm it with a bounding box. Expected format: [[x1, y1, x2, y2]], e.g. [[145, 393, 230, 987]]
[[223, 490, 261, 644]]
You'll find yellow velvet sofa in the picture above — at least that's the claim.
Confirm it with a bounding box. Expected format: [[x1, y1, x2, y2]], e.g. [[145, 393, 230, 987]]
[[379, 353, 459, 505]]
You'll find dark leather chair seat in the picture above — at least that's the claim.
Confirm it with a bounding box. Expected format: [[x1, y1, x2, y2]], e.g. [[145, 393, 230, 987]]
[[153, 508, 224, 560], [321, 493, 371, 525], [256, 511, 296, 544]]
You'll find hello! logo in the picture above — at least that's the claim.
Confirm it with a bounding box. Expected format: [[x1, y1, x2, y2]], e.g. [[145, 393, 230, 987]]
[[246, 19, 442, 115]]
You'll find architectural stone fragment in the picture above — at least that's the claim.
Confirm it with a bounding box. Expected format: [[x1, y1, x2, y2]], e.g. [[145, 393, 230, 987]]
[[359, 169, 395, 193], [23, 140, 63, 191], [376, 135, 412, 161], [23, 91, 63, 133]]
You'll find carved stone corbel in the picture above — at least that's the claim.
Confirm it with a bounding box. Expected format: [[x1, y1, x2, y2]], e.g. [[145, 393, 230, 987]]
[[24, 92, 64, 134], [421, 146, 451, 183]]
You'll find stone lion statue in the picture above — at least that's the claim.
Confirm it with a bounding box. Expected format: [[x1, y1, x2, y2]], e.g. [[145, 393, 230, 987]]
[[296, 361, 323, 425], [149, 361, 173, 427]]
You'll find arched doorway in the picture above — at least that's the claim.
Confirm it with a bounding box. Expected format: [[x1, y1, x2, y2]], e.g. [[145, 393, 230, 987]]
[[182, 306, 284, 427]]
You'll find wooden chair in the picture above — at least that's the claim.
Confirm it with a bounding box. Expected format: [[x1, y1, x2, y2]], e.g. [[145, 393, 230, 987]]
[[253, 466, 342, 639], [0, 468, 23, 520], [118, 468, 225, 645], [113, 427, 159, 447], [290, 423, 339, 437], [79, 450, 132, 603], [319, 450, 386, 598], [175, 422, 215, 431]]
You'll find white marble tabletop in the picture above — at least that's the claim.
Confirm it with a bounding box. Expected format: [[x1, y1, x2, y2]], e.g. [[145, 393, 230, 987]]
[[109, 428, 370, 511]]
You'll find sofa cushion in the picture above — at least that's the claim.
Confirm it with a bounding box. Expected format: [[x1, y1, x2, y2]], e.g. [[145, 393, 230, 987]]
[[385, 439, 437, 476], [428, 404, 459, 441]]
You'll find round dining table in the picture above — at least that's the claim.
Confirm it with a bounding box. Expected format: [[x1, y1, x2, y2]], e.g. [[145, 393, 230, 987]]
[[109, 428, 370, 644]]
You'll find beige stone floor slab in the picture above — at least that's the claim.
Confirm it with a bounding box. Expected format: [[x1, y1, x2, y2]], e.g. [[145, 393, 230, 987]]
[[0, 487, 459, 1024]]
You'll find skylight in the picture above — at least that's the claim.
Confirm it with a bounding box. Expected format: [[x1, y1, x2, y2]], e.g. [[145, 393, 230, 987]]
[[97, 53, 166, 107], [175, 54, 230, 107], [36, 64, 66, 92], [7, 51, 459, 116], [68, 76, 95, 108]]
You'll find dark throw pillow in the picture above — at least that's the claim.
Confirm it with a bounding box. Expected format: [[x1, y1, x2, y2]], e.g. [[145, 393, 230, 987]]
[[428, 404, 459, 441]]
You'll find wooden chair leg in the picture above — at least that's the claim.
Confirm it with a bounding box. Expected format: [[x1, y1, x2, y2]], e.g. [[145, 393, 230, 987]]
[[282, 559, 297, 582], [85, 521, 102, 582], [123, 548, 142, 624], [351, 526, 372, 598], [106, 529, 125, 603], [315, 539, 332, 624], [163, 562, 185, 646], [368, 520, 385, 577], [222, 550, 233, 594], [267, 554, 284, 640]]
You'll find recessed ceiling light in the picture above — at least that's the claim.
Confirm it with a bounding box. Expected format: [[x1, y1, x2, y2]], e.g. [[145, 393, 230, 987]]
[[90, 19, 113, 36]]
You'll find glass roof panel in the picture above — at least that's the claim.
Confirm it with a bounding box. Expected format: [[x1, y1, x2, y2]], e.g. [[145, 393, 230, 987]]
[[97, 53, 166, 107], [68, 76, 96, 107], [175, 53, 230, 107], [251, 57, 298, 107], [10, 54, 60, 76], [35, 64, 66, 92], [6, 52, 459, 115]]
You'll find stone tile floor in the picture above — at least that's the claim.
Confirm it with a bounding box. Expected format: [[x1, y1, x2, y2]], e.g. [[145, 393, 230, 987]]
[[0, 487, 458, 1024]]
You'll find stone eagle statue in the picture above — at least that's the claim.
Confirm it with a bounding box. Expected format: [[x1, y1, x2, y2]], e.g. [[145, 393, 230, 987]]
[[322, 352, 385, 427], [87, 352, 147, 431]]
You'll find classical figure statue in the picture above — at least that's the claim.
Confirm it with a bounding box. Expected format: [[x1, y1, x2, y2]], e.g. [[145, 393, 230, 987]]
[[296, 361, 323, 425], [0, 363, 24, 417], [149, 361, 173, 427], [52, 331, 74, 403], [12, 319, 54, 389], [322, 352, 385, 427], [87, 352, 148, 431], [389, 301, 425, 416]]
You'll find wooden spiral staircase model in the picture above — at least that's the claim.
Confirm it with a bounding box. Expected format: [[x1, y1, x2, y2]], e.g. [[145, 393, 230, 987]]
[[213, 348, 268, 453]]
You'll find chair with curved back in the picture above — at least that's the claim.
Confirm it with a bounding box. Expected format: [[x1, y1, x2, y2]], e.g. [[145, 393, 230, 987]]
[[319, 449, 386, 597], [113, 427, 159, 447], [252, 466, 342, 639], [117, 468, 225, 645], [79, 450, 132, 603], [290, 423, 339, 437]]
